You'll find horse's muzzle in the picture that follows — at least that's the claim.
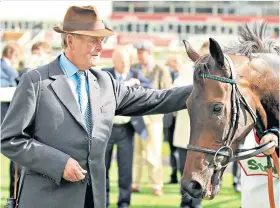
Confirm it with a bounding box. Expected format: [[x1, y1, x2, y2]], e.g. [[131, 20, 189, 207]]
[[181, 179, 204, 199]]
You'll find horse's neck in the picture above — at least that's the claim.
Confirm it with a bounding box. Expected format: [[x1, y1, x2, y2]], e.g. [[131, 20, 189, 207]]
[[234, 55, 279, 129]]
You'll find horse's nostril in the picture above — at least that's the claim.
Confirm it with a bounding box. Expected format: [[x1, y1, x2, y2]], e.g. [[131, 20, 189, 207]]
[[187, 180, 203, 198], [189, 180, 202, 190]]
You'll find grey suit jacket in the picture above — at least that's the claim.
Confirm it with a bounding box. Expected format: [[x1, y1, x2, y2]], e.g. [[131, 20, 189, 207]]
[[1, 57, 192, 208]]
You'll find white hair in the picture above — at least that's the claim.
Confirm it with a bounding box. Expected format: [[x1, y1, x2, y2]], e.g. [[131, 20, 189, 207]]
[[61, 33, 81, 49]]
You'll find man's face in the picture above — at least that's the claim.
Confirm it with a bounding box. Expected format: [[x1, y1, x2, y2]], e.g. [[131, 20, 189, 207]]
[[32, 48, 41, 55], [168, 60, 178, 72], [114, 53, 130, 74], [137, 49, 150, 65], [71, 35, 104, 69], [168, 57, 183, 73]]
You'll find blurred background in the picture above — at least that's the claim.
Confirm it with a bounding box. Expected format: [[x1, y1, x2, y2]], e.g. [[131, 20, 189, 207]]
[[1, 1, 279, 68], [0, 1, 279, 208]]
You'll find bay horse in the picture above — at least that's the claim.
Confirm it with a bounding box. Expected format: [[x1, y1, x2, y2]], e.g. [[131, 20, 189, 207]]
[[181, 22, 279, 204]]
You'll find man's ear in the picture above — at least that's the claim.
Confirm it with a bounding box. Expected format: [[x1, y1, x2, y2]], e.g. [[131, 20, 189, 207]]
[[67, 34, 75, 50]]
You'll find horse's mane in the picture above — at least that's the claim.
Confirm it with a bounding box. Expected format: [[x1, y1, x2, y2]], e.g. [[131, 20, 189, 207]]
[[193, 21, 280, 84], [224, 21, 280, 57]]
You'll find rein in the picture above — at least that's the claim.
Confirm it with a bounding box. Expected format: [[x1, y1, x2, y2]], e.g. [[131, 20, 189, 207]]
[[187, 54, 279, 207]]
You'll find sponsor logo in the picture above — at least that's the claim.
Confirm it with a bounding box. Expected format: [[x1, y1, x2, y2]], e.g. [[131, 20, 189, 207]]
[[247, 159, 278, 174], [239, 156, 279, 178]]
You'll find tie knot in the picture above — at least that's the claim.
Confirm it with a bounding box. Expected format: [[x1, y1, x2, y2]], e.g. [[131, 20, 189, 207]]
[[76, 71, 86, 79]]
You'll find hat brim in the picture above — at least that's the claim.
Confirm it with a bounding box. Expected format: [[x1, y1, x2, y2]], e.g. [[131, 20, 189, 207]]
[[53, 26, 114, 37]]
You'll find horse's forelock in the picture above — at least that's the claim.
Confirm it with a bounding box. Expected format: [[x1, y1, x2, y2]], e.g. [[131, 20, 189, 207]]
[[193, 55, 232, 85], [193, 55, 212, 84]]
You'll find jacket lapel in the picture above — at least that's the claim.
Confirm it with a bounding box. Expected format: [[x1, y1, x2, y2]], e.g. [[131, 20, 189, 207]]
[[88, 70, 100, 135], [111, 68, 116, 79], [49, 58, 87, 132]]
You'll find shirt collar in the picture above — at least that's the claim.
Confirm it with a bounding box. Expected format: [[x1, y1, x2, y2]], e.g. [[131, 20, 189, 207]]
[[2, 57, 12, 67], [114, 70, 127, 81], [59, 53, 80, 78]]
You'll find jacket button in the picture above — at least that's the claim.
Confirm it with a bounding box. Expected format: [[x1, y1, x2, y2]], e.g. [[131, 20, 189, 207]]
[[88, 159, 91, 163]]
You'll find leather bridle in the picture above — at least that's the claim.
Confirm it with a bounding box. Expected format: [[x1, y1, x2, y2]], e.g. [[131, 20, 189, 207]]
[[186, 54, 279, 207], [187, 54, 275, 170]]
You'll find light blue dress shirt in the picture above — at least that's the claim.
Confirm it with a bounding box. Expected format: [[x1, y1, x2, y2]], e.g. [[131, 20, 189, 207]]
[[59, 53, 89, 104], [115, 70, 127, 81]]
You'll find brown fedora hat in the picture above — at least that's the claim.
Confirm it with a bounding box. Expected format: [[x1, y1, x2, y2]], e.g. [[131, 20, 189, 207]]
[[53, 5, 114, 37]]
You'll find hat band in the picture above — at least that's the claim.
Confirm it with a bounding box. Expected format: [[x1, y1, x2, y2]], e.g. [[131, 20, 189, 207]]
[[63, 20, 105, 32]]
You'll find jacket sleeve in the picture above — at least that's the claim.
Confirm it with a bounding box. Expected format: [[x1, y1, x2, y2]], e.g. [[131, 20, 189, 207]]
[[107, 72, 192, 116], [1, 73, 70, 186]]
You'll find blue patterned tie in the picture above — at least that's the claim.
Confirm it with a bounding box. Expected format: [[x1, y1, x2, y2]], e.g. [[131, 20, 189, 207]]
[[76, 71, 92, 151]]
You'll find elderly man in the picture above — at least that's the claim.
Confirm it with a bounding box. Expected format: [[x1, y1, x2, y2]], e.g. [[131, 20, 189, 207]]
[[1, 5, 192, 208], [102, 47, 151, 208]]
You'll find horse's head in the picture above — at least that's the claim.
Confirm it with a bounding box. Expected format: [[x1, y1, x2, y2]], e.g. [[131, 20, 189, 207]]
[[181, 38, 257, 200]]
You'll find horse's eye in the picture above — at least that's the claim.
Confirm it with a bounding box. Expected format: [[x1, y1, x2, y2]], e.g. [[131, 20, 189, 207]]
[[213, 104, 223, 114]]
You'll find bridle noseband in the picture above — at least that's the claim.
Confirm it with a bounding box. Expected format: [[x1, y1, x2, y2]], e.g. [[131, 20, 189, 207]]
[[187, 54, 274, 170]]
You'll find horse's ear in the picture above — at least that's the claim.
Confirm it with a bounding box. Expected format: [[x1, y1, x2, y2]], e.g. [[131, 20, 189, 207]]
[[209, 38, 224, 68], [182, 40, 200, 62]]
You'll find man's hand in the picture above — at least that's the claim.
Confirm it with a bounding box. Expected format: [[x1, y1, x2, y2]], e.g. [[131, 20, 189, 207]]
[[124, 78, 140, 87], [63, 158, 87, 182], [259, 133, 278, 155]]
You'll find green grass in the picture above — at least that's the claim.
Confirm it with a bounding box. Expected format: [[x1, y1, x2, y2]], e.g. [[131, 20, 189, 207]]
[[1, 154, 10, 207], [1, 142, 241, 208], [108, 163, 241, 208]]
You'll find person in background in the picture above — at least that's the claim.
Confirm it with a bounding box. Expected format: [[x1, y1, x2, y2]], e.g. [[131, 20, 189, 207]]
[[0, 43, 19, 199], [102, 47, 152, 208], [0, 43, 19, 123], [17, 60, 31, 78], [200, 41, 210, 55], [131, 39, 173, 196], [127, 45, 138, 66], [232, 154, 241, 192], [0, 43, 19, 90], [163, 53, 184, 184], [172, 60, 202, 208], [37, 41, 55, 62], [26, 41, 53, 69], [31, 42, 42, 55]]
